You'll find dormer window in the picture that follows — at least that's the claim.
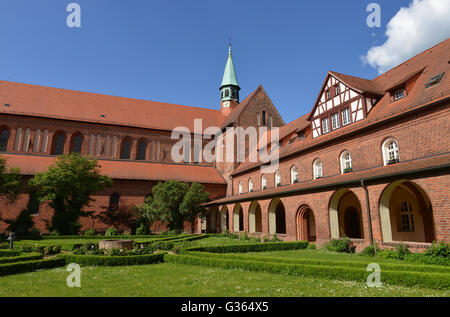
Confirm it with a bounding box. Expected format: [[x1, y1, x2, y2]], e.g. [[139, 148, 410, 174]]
[[297, 131, 305, 140], [393, 88, 405, 101], [425, 72, 444, 88]]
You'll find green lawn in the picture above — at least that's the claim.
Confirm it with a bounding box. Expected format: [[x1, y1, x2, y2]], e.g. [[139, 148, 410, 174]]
[[0, 263, 448, 297]]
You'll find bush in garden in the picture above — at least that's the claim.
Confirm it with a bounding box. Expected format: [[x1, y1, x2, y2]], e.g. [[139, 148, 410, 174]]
[[325, 237, 355, 253], [239, 232, 250, 241], [135, 223, 149, 235], [0, 242, 9, 249], [262, 234, 271, 243], [20, 244, 61, 255], [395, 244, 411, 260], [425, 241, 449, 258], [83, 228, 96, 236], [307, 243, 316, 250], [271, 234, 282, 242], [105, 227, 118, 236], [360, 244, 380, 257]]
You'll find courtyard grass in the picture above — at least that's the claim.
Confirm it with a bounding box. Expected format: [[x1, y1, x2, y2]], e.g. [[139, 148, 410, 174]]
[[0, 263, 449, 297]]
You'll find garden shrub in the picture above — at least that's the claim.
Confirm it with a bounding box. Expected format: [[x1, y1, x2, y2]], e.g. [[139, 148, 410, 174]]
[[0, 253, 43, 264], [0, 249, 21, 257], [239, 232, 250, 241], [186, 241, 309, 253], [0, 258, 65, 276], [425, 241, 449, 258], [50, 230, 60, 236], [307, 243, 316, 250], [404, 253, 450, 266], [0, 242, 9, 249], [360, 244, 380, 257], [395, 243, 410, 260], [59, 253, 165, 266], [164, 254, 450, 290], [21, 244, 61, 255], [83, 228, 96, 236], [136, 223, 150, 235], [271, 234, 282, 242], [325, 237, 355, 253], [262, 234, 271, 243], [105, 228, 118, 236]]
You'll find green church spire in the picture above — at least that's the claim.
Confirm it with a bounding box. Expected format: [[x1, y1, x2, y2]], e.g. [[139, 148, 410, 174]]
[[220, 43, 240, 103]]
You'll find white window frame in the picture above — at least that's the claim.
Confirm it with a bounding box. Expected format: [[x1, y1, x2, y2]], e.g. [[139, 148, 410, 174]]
[[261, 174, 267, 189], [331, 113, 340, 130], [248, 178, 254, 192], [342, 108, 351, 126], [393, 89, 405, 101], [322, 118, 330, 134], [382, 138, 400, 165], [275, 170, 281, 187], [340, 151, 352, 174], [238, 181, 243, 194], [313, 159, 323, 179], [290, 165, 298, 184]]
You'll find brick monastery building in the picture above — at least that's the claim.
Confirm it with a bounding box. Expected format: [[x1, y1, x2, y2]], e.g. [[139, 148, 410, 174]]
[[0, 39, 449, 249]]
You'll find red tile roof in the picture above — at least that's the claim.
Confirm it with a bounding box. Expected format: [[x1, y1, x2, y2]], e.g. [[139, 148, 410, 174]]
[[232, 38, 450, 176], [1, 153, 227, 184], [0, 80, 225, 132]]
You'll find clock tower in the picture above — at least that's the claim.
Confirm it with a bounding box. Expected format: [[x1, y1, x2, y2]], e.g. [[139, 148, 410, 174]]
[[220, 44, 240, 116]]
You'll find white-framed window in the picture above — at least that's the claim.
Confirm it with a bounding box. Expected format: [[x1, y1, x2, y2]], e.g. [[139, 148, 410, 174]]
[[238, 181, 243, 194], [335, 85, 340, 95], [313, 159, 323, 179], [322, 118, 330, 134], [393, 89, 405, 101], [275, 170, 281, 187], [340, 151, 352, 173], [341, 108, 351, 126], [326, 90, 330, 100], [331, 113, 340, 130], [261, 174, 267, 189], [400, 201, 415, 232], [382, 138, 400, 165], [248, 178, 254, 192], [290, 165, 298, 184]]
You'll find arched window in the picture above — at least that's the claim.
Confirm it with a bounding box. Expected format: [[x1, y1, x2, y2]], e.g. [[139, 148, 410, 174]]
[[256, 113, 261, 126], [275, 170, 281, 187], [136, 139, 147, 160], [238, 181, 243, 194], [262, 111, 266, 125], [382, 138, 399, 165], [290, 165, 298, 184], [120, 137, 132, 159], [248, 178, 254, 192], [108, 193, 120, 212], [340, 151, 352, 173], [0, 128, 10, 152], [313, 159, 323, 179], [51, 131, 66, 155], [261, 174, 267, 189], [70, 133, 83, 154]]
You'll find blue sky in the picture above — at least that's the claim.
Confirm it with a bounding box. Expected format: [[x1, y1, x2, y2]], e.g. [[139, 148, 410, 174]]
[[0, 0, 447, 124]]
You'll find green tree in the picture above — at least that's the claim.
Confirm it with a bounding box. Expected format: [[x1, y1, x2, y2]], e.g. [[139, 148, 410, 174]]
[[180, 182, 210, 233], [142, 180, 209, 232], [0, 156, 22, 232], [29, 153, 112, 235]]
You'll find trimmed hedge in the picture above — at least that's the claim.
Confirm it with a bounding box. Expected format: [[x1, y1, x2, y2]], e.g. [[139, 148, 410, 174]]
[[186, 251, 450, 274], [185, 241, 309, 253], [58, 253, 165, 266], [164, 254, 450, 290], [0, 249, 21, 257], [0, 253, 43, 264], [0, 258, 66, 276]]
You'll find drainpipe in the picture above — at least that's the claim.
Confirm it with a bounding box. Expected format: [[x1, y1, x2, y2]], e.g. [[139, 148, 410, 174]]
[[360, 179, 375, 250], [230, 175, 233, 196]]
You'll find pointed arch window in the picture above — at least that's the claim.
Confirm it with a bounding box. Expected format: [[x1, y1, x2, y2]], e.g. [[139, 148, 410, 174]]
[[238, 181, 243, 194], [51, 131, 66, 155], [0, 128, 10, 152], [120, 137, 132, 159], [382, 138, 399, 165], [136, 139, 147, 160], [248, 178, 254, 192], [261, 174, 267, 190], [290, 165, 298, 184], [262, 111, 266, 126], [275, 170, 281, 187], [313, 159, 323, 179], [70, 133, 83, 154], [340, 151, 352, 173]]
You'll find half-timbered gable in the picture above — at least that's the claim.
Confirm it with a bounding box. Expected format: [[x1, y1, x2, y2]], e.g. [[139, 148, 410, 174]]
[[309, 72, 383, 138]]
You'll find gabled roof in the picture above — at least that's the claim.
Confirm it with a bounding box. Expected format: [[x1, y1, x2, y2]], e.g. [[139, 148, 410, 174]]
[[0, 80, 225, 132], [220, 44, 239, 88], [2, 153, 227, 184]]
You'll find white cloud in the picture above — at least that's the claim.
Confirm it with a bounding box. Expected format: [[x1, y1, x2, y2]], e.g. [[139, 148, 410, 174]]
[[363, 0, 450, 74]]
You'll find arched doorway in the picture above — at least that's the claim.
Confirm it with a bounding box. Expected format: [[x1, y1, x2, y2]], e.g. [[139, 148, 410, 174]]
[[209, 206, 218, 233], [233, 204, 243, 232], [379, 180, 435, 243], [296, 205, 316, 242], [268, 198, 286, 234], [329, 189, 364, 239], [220, 206, 229, 232], [249, 201, 262, 233]]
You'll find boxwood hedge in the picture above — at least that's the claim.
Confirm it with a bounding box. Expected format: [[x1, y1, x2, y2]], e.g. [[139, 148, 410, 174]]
[[164, 254, 450, 290], [186, 251, 450, 274], [0, 258, 66, 276], [0, 253, 43, 264], [185, 241, 309, 253], [0, 249, 21, 257], [59, 253, 165, 266]]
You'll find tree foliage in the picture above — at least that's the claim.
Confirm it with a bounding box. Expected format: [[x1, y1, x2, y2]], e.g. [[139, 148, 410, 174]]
[[0, 156, 22, 202], [141, 180, 209, 231], [28, 153, 112, 235]]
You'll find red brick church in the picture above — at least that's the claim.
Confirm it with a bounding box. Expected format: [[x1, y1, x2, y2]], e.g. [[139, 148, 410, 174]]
[[1, 39, 449, 250]]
